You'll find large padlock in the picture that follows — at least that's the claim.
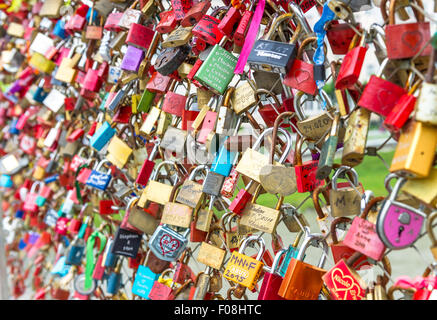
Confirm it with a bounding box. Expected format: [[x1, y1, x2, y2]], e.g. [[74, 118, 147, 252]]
[[247, 13, 298, 74], [376, 174, 427, 250], [383, 0, 431, 60], [148, 224, 190, 262], [278, 228, 328, 300]]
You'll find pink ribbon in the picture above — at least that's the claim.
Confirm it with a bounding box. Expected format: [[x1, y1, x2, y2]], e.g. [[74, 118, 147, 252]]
[[234, 0, 265, 74], [394, 276, 437, 290]]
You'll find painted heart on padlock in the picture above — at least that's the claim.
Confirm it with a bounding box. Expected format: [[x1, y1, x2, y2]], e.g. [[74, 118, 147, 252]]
[[293, 68, 311, 85], [401, 30, 423, 53], [376, 89, 397, 115], [331, 268, 362, 300], [159, 234, 181, 255]]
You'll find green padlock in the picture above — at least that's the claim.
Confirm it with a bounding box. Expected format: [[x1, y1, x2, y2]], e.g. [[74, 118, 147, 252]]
[[194, 37, 237, 95], [137, 89, 156, 113]]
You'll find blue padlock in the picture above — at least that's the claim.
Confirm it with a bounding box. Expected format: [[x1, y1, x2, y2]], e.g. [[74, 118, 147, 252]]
[[0, 174, 13, 188], [15, 210, 24, 219], [32, 79, 49, 103], [279, 231, 304, 277], [90, 121, 116, 151], [103, 238, 118, 268], [52, 19, 68, 39], [65, 224, 86, 266], [132, 265, 160, 299], [9, 119, 19, 134], [106, 260, 123, 295], [86, 160, 112, 191], [210, 143, 237, 177]]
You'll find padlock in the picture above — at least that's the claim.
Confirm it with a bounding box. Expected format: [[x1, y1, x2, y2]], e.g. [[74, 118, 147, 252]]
[[106, 125, 136, 169], [247, 13, 299, 74], [376, 174, 427, 250], [294, 90, 334, 142], [294, 136, 325, 193], [322, 252, 367, 300], [138, 160, 177, 208], [357, 58, 408, 117], [414, 48, 437, 126], [383, 0, 431, 60], [342, 107, 371, 167], [329, 166, 364, 217], [107, 259, 123, 295], [283, 36, 320, 95], [148, 224, 190, 262], [342, 196, 386, 260], [197, 226, 227, 270], [157, 10, 177, 34], [154, 44, 191, 76], [402, 168, 437, 209], [162, 26, 193, 48], [278, 228, 328, 300], [160, 180, 193, 229], [132, 250, 161, 299], [124, 197, 159, 235], [384, 79, 420, 133], [335, 31, 368, 90], [389, 120, 437, 178], [65, 227, 86, 266], [126, 23, 155, 51], [161, 79, 190, 118], [223, 235, 266, 290], [258, 248, 287, 300], [239, 182, 283, 235], [236, 126, 291, 185], [194, 37, 237, 95], [316, 113, 342, 180]]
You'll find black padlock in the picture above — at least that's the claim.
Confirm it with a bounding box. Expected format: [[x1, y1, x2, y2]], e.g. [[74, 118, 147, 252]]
[[313, 64, 326, 82], [154, 45, 191, 76]]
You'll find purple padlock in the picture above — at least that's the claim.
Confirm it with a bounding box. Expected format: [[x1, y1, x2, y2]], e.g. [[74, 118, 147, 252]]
[[120, 45, 144, 72]]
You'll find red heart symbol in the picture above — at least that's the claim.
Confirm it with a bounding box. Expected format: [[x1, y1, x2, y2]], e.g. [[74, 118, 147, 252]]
[[292, 68, 311, 85], [376, 89, 396, 113], [401, 30, 423, 53], [159, 234, 180, 255]]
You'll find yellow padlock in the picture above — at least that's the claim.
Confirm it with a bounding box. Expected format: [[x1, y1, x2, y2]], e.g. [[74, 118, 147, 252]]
[[223, 235, 265, 290]]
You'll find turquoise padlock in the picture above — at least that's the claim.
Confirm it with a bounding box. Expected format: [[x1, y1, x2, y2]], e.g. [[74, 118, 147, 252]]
[[210, 142, 237, 178], [90, 121, 116, 151], [0, 174, 13, 188]]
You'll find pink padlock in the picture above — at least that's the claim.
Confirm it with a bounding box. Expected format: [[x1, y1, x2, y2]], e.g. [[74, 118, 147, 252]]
[[343, 197, 386, 261]]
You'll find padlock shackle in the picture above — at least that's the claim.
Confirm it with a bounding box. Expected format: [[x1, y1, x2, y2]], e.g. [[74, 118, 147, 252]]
[[238, 235, 266, 261], [270, 248, 287, 275], [151, 160, 178, 181], [360, 196, 385, 220], [296, 230, 328, 269], [384, 173, 406, 201], [380, 0, 425, 25], [312, 185, 331, 220], [270, 111, 295, 164], [288, 1, 312, 35], [331, 166, 359, 190], [426, 211, 437, 247], [188, 164, 209, 180], [330, 217, 352, 245]]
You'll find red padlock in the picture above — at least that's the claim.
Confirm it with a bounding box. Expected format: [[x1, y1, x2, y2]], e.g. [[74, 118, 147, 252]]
[[294, 136, 324, 193], [284, 37, 318, 96], [181, 0, 211, 27], [156, 11, 177, 34], [217, 5, 241, 37], [335, 33, 368, 90], [191, 15, 224, 46]]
